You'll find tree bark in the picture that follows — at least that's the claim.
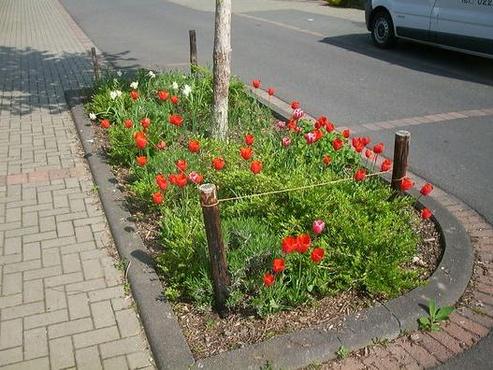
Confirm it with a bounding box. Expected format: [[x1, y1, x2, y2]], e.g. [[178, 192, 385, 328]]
[[212, 0, 232, 140]]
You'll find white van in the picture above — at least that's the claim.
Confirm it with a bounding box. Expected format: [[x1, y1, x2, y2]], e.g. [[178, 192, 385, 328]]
[[365, 0, 493, 58]]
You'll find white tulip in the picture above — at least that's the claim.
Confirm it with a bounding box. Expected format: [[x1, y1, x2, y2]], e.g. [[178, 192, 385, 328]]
[[116, 70, 123, 77], [148, 70, 156, 78], [89, 113, 97, 120], [130, 81, 139, 89], [110, 91, 118, 100], [172, 81, 179, 90], [182, 84, 192, 97]]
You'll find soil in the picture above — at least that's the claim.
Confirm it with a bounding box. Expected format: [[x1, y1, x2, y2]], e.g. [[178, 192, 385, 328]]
[[92, 124, 443, 360]]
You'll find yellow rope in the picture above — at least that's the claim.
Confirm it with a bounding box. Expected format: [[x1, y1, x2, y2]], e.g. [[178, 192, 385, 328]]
[[218, 171, 389, 203]]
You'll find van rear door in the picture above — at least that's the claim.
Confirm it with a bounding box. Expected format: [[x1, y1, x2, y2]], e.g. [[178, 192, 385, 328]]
[[393, 0, 437, 41], [430, 0, 493, 55]]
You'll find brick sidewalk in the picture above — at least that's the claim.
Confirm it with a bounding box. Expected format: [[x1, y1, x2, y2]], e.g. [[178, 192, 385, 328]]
[[0, 0, 154, 369]]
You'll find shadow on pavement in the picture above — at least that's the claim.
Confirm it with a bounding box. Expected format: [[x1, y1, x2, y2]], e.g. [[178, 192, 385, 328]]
[[319, 33, 493, 86]]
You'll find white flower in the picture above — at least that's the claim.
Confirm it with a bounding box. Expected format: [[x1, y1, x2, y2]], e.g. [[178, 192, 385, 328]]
[[89, 113, 97, 120], [148, 70, 156, 78], [110, 90, 122, 100], [116, 70, 123, 77], [130, 81, 139, 90], [182, 84, 192, 97], [172, 81, 179, 90]]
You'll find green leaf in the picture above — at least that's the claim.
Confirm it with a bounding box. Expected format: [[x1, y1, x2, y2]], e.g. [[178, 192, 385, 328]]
[[436, 306, 454, 321], [418, 317, 430, 327], [428, 300, 437, 317]]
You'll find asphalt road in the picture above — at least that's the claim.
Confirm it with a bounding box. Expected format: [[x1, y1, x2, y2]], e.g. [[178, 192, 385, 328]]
[[60, 0, 493, 224]]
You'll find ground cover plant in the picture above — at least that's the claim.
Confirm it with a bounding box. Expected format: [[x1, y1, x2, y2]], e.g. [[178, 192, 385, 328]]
[[86, 68, 435, 318]]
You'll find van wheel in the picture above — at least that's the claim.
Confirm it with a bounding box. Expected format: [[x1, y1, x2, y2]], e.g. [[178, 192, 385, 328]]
[[371, 11, 396, 49]]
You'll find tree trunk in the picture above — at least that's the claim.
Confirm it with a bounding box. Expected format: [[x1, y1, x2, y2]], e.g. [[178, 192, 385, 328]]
[[212, 0, 232, 140]]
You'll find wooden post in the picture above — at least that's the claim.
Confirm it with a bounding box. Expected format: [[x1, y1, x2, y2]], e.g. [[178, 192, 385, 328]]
[[199, 183, 230, 316], [391, 130, 411, 190], [189, 30, 198, 72], [90, 47, 100, 82]]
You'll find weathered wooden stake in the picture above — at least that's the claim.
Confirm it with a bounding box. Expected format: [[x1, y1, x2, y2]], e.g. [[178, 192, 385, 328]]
[[90, 47, 100, 82], [199, 184, 230, 316], [189, 30, 198, 72], [391, 130, 411, 190]]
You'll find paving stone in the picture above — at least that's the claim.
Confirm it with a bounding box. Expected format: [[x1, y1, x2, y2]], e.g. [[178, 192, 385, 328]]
[[99, 336, 146, 359], [24, 309, 68, 329], [45, 287, 67, 311], [0, 357, 50, 370], [41, 247, 61, 267], [115, 309, 142, 338], [0, 347, 23, 366], [2, 301, 45, 320], [66, 278, 106, 294], [2, 272, 22, 295], [67, 293, 91, 319], [48, 317, 93, 339], [76, 346, 103, 370], [88, 285, 124, 302], [91, 300, 116, 329], [103, 355, 129, 370], [0, 294, 22, 309], [126, 352, 152, 369], [4, 259, 41, 274], [22, 241, 41, 260], [23, 279, 44, 303], [62, 253, 82, 273], [24, 265, 62, 280], [0, 319, 23, 349], [73, 326, 120, 349], [82, 258, 104, 280], [24, 327, 48, 360], [50, 336, 75, 369]]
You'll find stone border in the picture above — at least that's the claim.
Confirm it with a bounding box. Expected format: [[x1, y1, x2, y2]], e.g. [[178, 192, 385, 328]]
[[67, 88, 473, 370]]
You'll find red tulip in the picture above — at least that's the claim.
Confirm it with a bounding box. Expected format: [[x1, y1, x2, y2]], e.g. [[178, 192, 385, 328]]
[[296, 234, 311, 253], [188, 139, 200, 153], [400, 177, 414, 191], [240, 147, 253, 160], [169, 114, 184, 126], [420, 183, 434, 196], [212, 157, 225, 171], [168, 174, 177, 185], [315, 116, 328, 129], [156, 140, 166, 150], [157, 90, 169, 100], [281, 236, 297, 254], [365, 149, 373, 159], [380, 159, 392, 172], [362, 137, 371, 146], [175, 173, 188, 188], [281, 137, 291, 147], [123, 119, 133, 128], [342, 129, 350, 138], [155, 173, 168, 190], [130, 90, 139, 101], [152, 191, 163, 205], [140, 117, 151, 129], [304, 132, 316, 144], [100, 119, 110, 129], [244, 134, 254, 146], [332, 138, 343, 151], [323, 154, 332, 166], [188, 171, 204, 185], [354, 168, 367, 182], [136, 155, 147, 167], [267, 87, 275, 96], [421, 208, 432, 219], [250, 160, 262, 174], [312, 220, 325, 235], [325, 121, 335, 133], [176, 159, 188, 172], [252, 79, 261, 89], [272, 258, 285, 273], [352, 137, 364, 153], [263, 273, 275, 287], [290, 100, 300, 110], [170, 95, 179, 104], [134, 133, 147, 150], [373, 143, 384, 154], [311, 248, 325, 264]]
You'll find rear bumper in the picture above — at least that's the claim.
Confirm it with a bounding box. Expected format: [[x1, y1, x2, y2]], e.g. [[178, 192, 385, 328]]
[[365, 0, 372, 31]]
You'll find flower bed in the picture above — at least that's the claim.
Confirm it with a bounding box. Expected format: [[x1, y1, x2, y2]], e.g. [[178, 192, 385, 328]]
[[86, 68, 441, 357]]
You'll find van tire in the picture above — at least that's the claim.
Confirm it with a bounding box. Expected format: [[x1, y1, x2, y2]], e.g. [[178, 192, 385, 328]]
[[371, 10, 396, 49]]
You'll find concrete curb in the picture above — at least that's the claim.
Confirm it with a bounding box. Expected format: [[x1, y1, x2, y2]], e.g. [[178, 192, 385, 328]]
[[65, 90, 195, 370], [67, 88, 473, 370]]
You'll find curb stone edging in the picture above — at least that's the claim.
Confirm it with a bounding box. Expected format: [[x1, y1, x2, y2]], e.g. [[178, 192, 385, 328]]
[[67, 88, 473, 370]]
